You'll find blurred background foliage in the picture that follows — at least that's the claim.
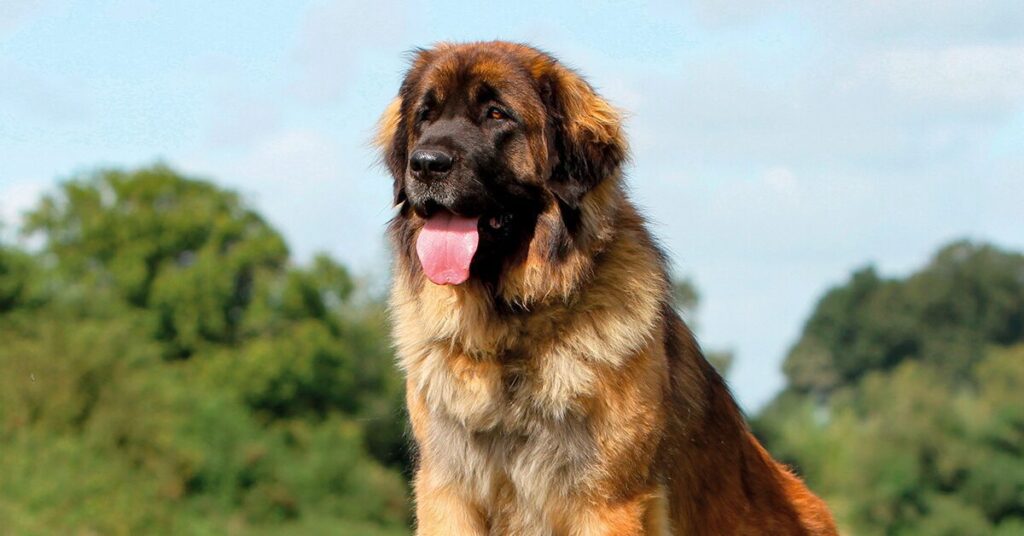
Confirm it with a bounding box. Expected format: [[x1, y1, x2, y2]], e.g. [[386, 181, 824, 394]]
[[1, 165, 1021, 534], [1, 165, 409, 535], [755, 241, 1024, 535]]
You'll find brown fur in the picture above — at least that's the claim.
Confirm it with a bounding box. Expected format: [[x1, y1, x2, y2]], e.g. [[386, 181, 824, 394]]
[[378, 41, 837, 535]]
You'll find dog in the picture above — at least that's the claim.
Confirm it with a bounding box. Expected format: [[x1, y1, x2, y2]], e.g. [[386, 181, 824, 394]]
[[376, 41, 838, 535]]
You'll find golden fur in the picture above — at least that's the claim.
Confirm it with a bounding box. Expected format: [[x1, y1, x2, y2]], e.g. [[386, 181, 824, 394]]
[[378, 41, 837, 535]]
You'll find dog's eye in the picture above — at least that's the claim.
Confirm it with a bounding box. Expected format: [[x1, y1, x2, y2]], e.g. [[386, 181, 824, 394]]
[[416, 106, 431, 123], [487, 107, 509, 121]]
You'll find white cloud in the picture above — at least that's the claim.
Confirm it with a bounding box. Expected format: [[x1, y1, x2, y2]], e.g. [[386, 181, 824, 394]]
[[629, 40, 1022, 181], [707, 167, 804, 223], [691, 1, 1024, 44], [0, 0, 51, 37], [290, 0, 409, 105], [873, 45, 1024, 104], [0, 180, 48, 236], [0, 60, 90, 124], [762, 167, 800, 201], [817, 1, 1024, 45], [689, 0, 784, 26], [185, 127, 392, 267], [233, 129, 344, 186], [204, 95, 284, 150], [103, 0, 159, 21]]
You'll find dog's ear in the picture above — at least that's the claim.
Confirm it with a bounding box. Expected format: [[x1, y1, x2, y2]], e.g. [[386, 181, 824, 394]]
[[374, 96, 407, 205], [539, 65, 627, 209]]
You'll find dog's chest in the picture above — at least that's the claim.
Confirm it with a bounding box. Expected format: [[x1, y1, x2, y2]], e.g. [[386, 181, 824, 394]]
[[418, 351, 599, 513]]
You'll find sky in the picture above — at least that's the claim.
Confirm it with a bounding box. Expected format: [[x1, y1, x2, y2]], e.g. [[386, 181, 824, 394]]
[[2, 0, 1022, 410]]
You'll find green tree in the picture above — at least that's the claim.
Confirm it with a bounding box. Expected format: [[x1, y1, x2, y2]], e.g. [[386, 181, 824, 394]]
[[1, 165, 410, 535], [757, 241, 1024, 535], [23, 164, 289, 356], [0, 244, 36, 312]]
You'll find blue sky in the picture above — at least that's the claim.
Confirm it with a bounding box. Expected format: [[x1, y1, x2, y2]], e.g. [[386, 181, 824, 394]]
[[2, 0, 1022, 410]]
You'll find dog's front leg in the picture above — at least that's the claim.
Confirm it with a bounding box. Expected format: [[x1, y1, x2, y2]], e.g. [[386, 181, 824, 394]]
[[561, 492, 668, 536], [413, 470, 488, 536]]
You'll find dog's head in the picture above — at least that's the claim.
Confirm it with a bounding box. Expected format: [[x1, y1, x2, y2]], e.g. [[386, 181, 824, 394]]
[[377, 42, 626, 294]]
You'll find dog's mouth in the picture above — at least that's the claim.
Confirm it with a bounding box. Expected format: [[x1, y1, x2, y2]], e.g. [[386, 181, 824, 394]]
[[416, 211, 479, 286], [414, 209, 516, 286]]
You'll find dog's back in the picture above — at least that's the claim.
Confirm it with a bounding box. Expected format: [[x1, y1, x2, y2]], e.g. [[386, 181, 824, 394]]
[[660, 307, 837, 535]]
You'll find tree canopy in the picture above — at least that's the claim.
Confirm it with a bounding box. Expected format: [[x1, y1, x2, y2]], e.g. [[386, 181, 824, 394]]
[[756, 241, 1024, 535], [0, 165, 409, 535]]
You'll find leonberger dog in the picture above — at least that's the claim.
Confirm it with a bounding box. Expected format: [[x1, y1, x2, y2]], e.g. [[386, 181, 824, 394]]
[[376, 41, 837, 535]]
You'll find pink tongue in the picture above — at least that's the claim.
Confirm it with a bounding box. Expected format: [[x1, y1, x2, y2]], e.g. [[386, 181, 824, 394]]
[[416, 212, 480, 285]]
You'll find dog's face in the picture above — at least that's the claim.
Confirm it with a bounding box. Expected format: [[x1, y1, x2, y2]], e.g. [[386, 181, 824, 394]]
[[377, 42, 626, 288]]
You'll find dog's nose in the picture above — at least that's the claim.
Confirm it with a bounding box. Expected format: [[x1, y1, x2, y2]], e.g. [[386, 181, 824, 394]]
[[409, 149, 453, 180]]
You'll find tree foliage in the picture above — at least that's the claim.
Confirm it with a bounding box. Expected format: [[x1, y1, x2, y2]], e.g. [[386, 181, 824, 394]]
[[782, 242, 1024, 396], [0, 165, 409, 535], [757, 241, 1024, 535]]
